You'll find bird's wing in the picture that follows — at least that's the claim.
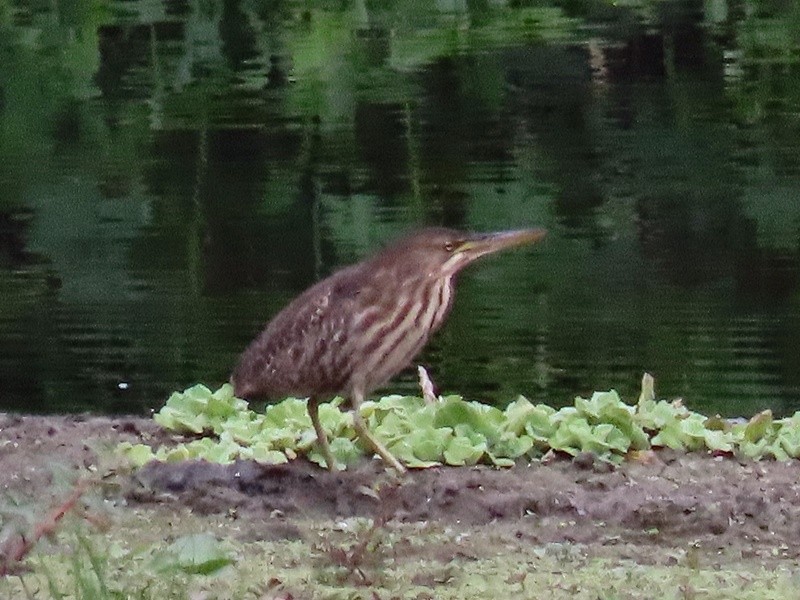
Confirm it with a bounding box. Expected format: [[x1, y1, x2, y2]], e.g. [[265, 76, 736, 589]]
[[234, 267, 365, 398]]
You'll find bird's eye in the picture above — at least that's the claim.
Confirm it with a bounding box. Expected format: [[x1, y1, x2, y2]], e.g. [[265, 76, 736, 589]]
[[444, 242, 455, 252]]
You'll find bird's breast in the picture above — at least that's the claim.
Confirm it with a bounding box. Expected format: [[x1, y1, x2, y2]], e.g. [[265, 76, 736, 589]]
[[341, 275, 455, 394]]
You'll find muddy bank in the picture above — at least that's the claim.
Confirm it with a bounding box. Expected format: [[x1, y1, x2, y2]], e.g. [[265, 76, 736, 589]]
[[2, 413, 800, 559]]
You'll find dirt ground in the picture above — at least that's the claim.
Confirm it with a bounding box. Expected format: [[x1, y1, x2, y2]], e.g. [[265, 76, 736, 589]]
[[2, 412, 800, 598]]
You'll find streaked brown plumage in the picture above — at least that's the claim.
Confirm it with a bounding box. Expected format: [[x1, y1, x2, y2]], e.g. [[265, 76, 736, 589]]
[[231, 227, 546, 472]]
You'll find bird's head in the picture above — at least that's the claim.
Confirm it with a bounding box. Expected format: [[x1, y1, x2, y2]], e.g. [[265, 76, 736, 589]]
[[380, 227, 547, 279]]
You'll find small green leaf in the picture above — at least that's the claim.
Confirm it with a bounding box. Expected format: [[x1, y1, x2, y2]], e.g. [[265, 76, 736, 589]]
[[704, 415, 730, 432], [575, 391, 623, 420], [549, 418, 592, 456], [373, 411, 412, 445], [702, 429, 734, 452], [117, 442, 156, 467], [159, 444, 194, 462], [486, 453, 515, 467], [408, 427, 452, 463], [636, 400, 687, 432], [264, 398, 312, 429], [491, 432, 533, 459], [743, 410, 773, 443], [434, 397, 503, 441], [241, 444, 288, 464], [444, 435, 485, 466], [594, 423, 630, 454], [778, 428, 800, 458], [329, 436, 364, 467], [503, 396, 536, 435], [651, 424, 685, 450], [160, 533, 234, 575], [524, 404, 557, 440], [368, 395, 427, 417], [154, 405, 209, 434], [385, 439, 440, 468], [738, 438, 769, 460], [767, 444, 790, 461], [679, 415, 711, 450]]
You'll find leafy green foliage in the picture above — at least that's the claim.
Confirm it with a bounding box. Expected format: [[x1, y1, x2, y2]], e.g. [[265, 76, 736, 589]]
[[119, 376, 800, 469], [155, 533, 234, 576]]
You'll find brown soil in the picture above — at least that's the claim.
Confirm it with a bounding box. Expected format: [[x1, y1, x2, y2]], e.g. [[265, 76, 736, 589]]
[[2, 413, 800, 563]]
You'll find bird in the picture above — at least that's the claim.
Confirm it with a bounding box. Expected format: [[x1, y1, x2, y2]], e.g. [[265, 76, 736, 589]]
[[231, 227, 546, 473]]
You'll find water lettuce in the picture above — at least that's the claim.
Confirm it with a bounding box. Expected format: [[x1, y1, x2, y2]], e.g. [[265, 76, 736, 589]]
[[119, 375, 800, 469]]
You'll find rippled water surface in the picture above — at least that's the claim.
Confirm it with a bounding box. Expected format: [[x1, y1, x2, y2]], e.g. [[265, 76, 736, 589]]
[[2, 0, 800, 416]]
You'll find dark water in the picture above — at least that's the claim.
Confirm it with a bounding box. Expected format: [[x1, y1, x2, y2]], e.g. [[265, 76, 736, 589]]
[[2, 0, 800, 417]]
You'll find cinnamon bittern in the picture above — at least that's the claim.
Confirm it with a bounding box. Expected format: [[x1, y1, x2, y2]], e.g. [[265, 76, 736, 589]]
[[231, 227, 546, 473]]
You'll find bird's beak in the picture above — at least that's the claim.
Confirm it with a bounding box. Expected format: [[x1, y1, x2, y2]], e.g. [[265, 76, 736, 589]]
[[456, 228, 547, 262]]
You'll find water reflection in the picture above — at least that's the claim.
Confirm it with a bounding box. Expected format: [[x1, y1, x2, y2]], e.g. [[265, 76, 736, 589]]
[[1, 0, 800, 417]]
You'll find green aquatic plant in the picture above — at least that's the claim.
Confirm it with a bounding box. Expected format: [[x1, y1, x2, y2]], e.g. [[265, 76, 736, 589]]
[[119, 375, 800, 469], [153, 533, 234, 576]]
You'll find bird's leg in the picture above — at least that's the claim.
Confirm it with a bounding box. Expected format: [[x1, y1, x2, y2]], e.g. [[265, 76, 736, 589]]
[[308, 396, 337, 471], [351, 390, 407, 473]]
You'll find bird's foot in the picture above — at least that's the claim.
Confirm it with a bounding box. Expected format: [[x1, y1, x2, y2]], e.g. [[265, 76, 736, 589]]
[[352, 412, 407, 474]]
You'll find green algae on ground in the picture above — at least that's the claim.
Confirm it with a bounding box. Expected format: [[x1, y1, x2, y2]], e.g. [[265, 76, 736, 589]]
[[3, 508, 799, 600]]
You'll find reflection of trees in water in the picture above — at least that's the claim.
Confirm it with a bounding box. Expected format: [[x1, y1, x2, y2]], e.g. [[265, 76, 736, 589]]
[[4, 0, 800, 413], [220, 0, 259, 70], [414, 55, 515, 227], [635, 190, 744, 287], [354, 102, 410, 197], [0, 209, 38, 269], [506, 44, 606, 242], [637, 188, 796, 298]]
